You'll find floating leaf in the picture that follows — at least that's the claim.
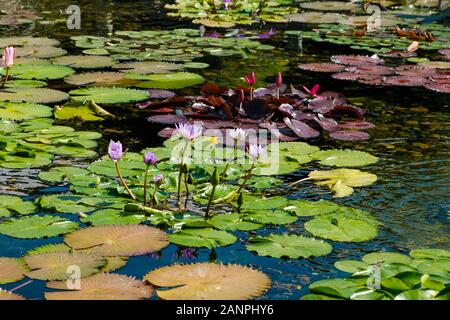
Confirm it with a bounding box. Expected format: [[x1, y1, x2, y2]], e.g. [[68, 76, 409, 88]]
[[241, 195, 288, 210], [52, 55, 114, 69], [0, 102, 52, 120], [395, 289, 439, 300], [334, 260, 370, 274], [64, 225, 169, 256], [309, 278, 366, 299], [410, 248, 450, 260], [64, 72, 125, 86], [246, 234, 332, 259], [362, 252, 412, 265], [80, 209, 147, 226], [70, 87, 150, 104], [0, 88, 69, 104], [5, 80, 47, 88], [310, 149, 379, 167], [244, 210, 298, 225], [0, 195, 36, 217], [207, 213, 262, 231], [136, 72, 205, 89], [168, 228, 236, 249], [0, 215, 78, 239], [45, 273, 153, 300], [116, 61, 184, 74], [15, 46, 67, 58], [145, 263, 271, 300], [284, 200, 339, 217], [24, 252, 106, 280], [0, 257, 28, 284], [0, 289, 26, 300], [3, 64, 75, 80], [305, 215, 378, 242]]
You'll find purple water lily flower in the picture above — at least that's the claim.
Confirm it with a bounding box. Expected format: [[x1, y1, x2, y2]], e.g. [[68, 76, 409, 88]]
[[224, 0, 232, 10], [153, 174, 164, 184], [175, 123, 203, 140], [258, 28, 277, 39], [205, 31, 220, 38], [144, 152, 157, 165], [178, 248, 197, 260], [249, 144, 266, 161], [108, 140, 123, 161]]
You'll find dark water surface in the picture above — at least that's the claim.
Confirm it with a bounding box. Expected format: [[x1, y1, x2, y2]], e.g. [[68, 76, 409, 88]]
[[0, 0, 449, 300]]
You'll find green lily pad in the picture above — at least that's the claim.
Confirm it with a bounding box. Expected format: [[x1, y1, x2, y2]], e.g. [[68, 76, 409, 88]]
[[305, 215, 378, 242], [310, 149, 379, 167], [244, 210, 298, 225], [0, 195, 36, 217], [284, 199, 340, 217], [0, 215, 78, 239], [334, 260, 370, 274], [64, 72, 126, 86], [208, 213, 262, 231], [136, 72, 205, 89], [80, 209, 147, 226], [309, 278, 366, 299], [246, 234, 332, 259], [168, 228, 237, 249], [88, 153, 146, 177], [0, 102, 52, 120], [15, 46, 67, 59], [362, 252, 412, 265], [4, 80, 47, 88], [0, 88, 69, 104], [410, 248, 450, 260], [52, 55, 114, 69], [395, 289, 439, 300], [39, 194, 131, 214], [241, 195, 288, 211], [116, 61, 184, 74], [3, 64, 75, 80], [69, 87, 150, 104]]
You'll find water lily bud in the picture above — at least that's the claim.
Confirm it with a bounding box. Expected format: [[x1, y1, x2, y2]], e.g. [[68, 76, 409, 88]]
[[211, 167, 220, 186], [3, 46, 15, 68], [153, 174, 164, 185], [144, 151, 157, 165], [276, 72, 282, 88], [108, 140, 123, 162]]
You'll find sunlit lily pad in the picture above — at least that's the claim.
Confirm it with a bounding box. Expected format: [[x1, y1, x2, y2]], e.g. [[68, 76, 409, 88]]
[[24, 252, 106, 280], [244, 210, 298, 225], [115, 61, 184, 74], [305, 215, 378, 242], [362, 252, 412, 265], [241, 195, 288, 210], [3, 64, 75, 80], [15, 46, 67, 58], [0, 36, 60, 47], [69, 87, 150, 104], [310, 149, 379, 167], [168, 228, 237, 249], [80, 209, 147, 226], [4, 80, 47, 88], [64, 72, 126, 86], [45, 273, 153, 300], [207, 213, 262, 231], [0, 215, 78, 239], [136, 72, 205, 89], [284, 199, 339, 217], [0, 88, 69, 104], [0, 195, 36, 217], [64, 224, 169, 256], [0, 102, 52, 120], [52, 55, 114, 69], [0, 257, 28, 284], [246, 234, 332, 259], [145, 263, 271, 300], [309, 278, 366, 299], [334, 260, 370, 274], [410, 248, 450, 260], [0, 289, 26, 300]]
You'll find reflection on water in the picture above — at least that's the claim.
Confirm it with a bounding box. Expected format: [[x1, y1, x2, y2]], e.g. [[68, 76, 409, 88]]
[[0, 0, 449, 300]]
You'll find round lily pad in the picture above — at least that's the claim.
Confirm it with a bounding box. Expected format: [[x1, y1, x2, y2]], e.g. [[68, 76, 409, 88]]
[[207, 213, 262, 231], [136, 72, 205, 89], [305, 215, 378, 242], [0, 88, 69, 104], [80, 209, 147, 226], [4, 64, 75, 80], [0, 257, 28, 284], [284, 200, 339, 217], [0, 195, 36, 217], [334, 260, 370, 274], [241, 196, 288, 210], [52, 55, 114, 69], [0, 215, 78, 239], [4, 80, 47, 88], [310, 149, 379, 167], [64, 72, 125, 86], [244, 210, 298, 225], [0, 102, 52, 120], [362, 252, 412, 265], [15, 46, 67, 58], [246, 234, 332, 259], [115, 61, 184, 74], [145, 263, 271, 300], [69, 87, 150, 104], [168, 228, 237, 249], [0, 289, 26, 300]]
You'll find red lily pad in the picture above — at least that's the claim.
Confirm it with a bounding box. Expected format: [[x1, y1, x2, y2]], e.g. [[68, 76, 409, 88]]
[[339, 121, 375, 130], [383, 76, 426, 87], [312, 115, 340, 132], [147, 114, 188, 124], [346, 65, 394, 76], [158, 127, 176, 138], [332, 72, 380, 82], [284, 117, 320, 139], [357, 77, 384, 86], [146, 89, 176, 99], [380, 50, 416, 58], [148, 107, 175, 113], [331, 55, 384, 66], [395, 66, 437, 77], [298, 63, 345, 73], [424, 82, 450, 93], [329, 130, 370, 141]]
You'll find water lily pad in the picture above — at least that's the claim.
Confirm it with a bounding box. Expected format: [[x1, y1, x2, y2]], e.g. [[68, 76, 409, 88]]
[[136, 72, 205, 89], [0, 257, 28, 284], [0, 289, 26, 300], [0, 102, 52, 120], [305, 215, 378, 242], [284, 199, 339, 217], [0, 36, 60, 47], [334, 260, 370, 274], [207, 213, 262, 231], [244, 210, 298, 225], [116, 61, 184, 74], [0, 195, 36, 217], [4, 80, 47, 88], [395, 289, 439, 300], [24, 252, 106, 280], [168, 228, 236, 249], [241, 195, 288, 210], [309, 278, 366, 299], [64, 72, 125, 86], [69, 87, 150, 104], [362, 252, 412, 265], [80, 209, 147, 226], [0, 88, 69, 104], [310, 149, 379, 167], [0, 215, 78, 239], [145, 263, 271, 300], [15, 46, 67, 58], [410, 248, 450, 260], [3, 64, 75, 80], [52, 55, 114, 69], [246, 234, 332, 259], [45, 273, 153, 300], [64, 224, 169, 256]]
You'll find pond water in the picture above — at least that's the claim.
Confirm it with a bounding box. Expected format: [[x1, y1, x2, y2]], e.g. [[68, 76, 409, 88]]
[[0, 0, 449, 300]]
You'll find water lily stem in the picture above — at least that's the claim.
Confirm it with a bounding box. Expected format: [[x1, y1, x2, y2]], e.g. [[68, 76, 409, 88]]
[[177, 141, 189, 209], [235, 161, 256, 195], [150, 185, 158, 207], [205, 184, 217, 218], [288, 177, 312, 187], [1, 67, 9, 88], [143, 164, 150, 206], [114, 161, 136, 200], [220, 141, 238, 182], [184, 171, 190, 209]]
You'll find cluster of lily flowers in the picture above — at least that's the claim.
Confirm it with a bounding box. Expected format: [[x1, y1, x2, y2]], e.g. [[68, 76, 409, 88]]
[[0, 46, 15, 87], [107, 124, 266, 217]]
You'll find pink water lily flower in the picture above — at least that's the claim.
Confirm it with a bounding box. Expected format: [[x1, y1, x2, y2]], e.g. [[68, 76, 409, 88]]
[[276, 72, 282, 88], [407, 41, 419, 53], [303, 84, 320, 97], [243, 71, 256, 86], [3, 46, 15, 68]]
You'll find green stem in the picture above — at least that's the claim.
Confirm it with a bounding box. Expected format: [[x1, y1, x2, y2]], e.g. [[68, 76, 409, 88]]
[[220, 141, 238, 182], [235, 161, 256, 195], [114, 161, 136, 200], [143, 164, 150, 206], [205, 184, 217, 218], [184, 172, 190, 209], [150, 185, 158, 207], [1, 67, 9, 88], [177, 141, 189, 209]]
